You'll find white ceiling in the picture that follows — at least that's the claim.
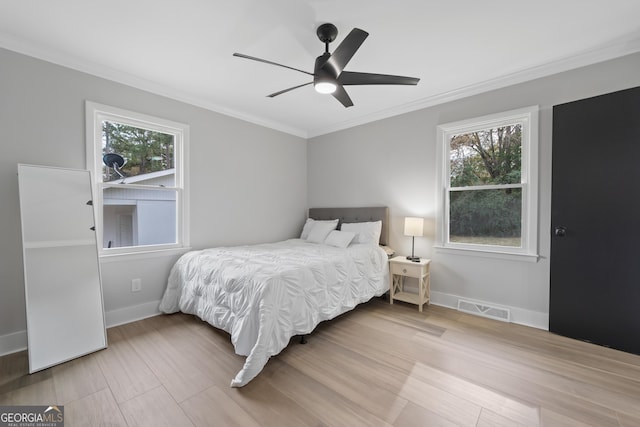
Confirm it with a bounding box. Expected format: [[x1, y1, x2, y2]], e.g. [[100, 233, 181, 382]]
[[2, 0, 640, 138]]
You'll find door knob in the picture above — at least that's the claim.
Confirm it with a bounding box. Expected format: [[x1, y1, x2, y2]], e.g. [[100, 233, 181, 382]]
[[554, 226, 567, 237]]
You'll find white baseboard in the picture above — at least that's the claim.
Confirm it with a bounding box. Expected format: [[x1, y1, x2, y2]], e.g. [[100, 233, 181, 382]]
[[0, 300, 163, 357], [430, 290, 549, 330], [1, 295, 548, 356], [0, 330, 27, 357], [104, 300, 162, 329]]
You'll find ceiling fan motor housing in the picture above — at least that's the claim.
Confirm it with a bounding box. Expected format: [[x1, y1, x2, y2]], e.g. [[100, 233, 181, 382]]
[[315, 53, 336, 79]]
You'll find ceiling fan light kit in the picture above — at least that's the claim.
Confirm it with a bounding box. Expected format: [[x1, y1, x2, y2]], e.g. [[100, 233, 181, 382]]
[[233, 23, 419, 107], [315, 80, 337, 94]]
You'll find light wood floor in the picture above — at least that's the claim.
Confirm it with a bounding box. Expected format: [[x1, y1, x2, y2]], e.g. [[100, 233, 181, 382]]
[[2, 298, 640, 426]]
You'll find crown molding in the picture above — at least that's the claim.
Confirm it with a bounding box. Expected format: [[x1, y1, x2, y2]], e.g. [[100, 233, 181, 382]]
[[306, 33, 640, 138], [2, 30, 639, 140], [0, 32, 308, 138]]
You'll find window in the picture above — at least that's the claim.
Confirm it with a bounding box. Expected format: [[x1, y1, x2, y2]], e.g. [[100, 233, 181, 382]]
[[86, 102, 189, 256], [436, 106, 538, 261]]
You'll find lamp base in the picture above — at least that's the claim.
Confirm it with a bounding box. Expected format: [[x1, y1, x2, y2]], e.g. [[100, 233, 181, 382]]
[[406, 255, 420, 262]]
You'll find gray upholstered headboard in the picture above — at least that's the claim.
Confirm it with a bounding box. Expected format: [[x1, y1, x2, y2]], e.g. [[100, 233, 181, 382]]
[[308, 206, 389, 246]]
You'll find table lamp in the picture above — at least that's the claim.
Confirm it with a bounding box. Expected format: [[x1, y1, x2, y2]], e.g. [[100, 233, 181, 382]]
[[404, 217, 424, 262]]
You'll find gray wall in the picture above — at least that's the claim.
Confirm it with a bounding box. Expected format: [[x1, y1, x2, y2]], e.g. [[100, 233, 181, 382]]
[[0, 48, 307, 353], [2, 44, 640, 353], [308, 52, 640, 328]]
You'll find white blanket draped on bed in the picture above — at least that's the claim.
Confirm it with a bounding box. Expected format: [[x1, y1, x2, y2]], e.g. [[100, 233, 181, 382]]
[[159, 238, 389, 387]]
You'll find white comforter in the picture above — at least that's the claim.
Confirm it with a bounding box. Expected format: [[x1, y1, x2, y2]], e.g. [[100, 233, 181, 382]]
[[159, 238, 389, 387]]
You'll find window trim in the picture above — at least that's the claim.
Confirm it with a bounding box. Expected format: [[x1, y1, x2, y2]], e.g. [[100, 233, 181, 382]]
[[435, 106, 539, 262], [85, 101, 190, 258]]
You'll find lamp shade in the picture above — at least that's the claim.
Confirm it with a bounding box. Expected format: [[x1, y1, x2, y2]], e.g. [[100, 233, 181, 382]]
[[404, 217, 424, 237]]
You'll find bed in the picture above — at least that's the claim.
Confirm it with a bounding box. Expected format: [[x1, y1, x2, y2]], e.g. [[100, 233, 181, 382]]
[[159, 207, 390, 387]]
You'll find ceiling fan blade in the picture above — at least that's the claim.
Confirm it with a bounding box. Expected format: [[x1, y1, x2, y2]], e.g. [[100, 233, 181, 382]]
[[332, 84, 354, 108], [339, 71, 420, 86], [233, 53, 314, 76], [267, 82, 313, 97], [324, 28, 368, 76]]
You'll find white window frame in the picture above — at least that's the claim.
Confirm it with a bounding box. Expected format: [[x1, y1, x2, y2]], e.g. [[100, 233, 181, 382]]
[[85, 101, 190, 259], [435, 106, 539, 262]]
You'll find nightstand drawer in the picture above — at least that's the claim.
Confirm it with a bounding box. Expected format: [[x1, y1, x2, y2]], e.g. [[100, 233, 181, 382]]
[[390, 262, 424, 278]]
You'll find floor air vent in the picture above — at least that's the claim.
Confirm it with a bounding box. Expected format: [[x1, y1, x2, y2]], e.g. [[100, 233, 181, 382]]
[[457, 299, 511, 322]]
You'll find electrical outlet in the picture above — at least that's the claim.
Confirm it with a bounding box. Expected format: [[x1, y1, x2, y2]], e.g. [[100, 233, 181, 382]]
[[131, 278, 142, 292]]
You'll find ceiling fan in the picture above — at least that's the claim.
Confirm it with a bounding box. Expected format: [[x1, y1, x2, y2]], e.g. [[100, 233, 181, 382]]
[[233, 23, 420, 108]]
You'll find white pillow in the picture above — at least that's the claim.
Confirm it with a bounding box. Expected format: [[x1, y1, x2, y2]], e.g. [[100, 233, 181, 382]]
[[307, 221, 339, 243], [300, 218, 339, 239], [324, 230, 356, 248], [341, 221, 382, 244]]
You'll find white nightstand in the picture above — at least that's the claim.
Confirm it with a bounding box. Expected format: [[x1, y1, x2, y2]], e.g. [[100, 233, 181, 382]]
[[389, 256, 431, 312]]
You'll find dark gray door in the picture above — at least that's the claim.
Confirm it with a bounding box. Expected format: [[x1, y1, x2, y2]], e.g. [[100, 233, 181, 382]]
[[550, 86, 640, 355]]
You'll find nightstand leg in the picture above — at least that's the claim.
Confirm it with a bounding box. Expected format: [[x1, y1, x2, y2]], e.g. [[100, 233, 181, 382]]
[[390, 274, 403, 305], [425, 274, 430, 307]]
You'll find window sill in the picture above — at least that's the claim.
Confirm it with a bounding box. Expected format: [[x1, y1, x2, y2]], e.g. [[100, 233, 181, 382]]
[[434, 245, 539, 263], [99, 246, 191, 263]]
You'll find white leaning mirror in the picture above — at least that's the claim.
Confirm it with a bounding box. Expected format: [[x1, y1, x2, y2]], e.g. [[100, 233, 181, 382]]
[[18, 164, 107, 373]]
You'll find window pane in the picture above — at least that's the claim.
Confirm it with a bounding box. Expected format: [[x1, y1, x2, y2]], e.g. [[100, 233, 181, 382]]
[[449, 188, 521, 247], [102, 121, 175, 185], [102, 187, 176, 249], [450, 124, 522, 187]]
